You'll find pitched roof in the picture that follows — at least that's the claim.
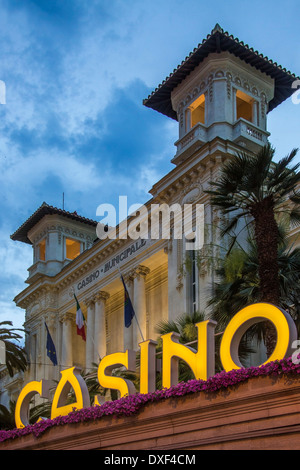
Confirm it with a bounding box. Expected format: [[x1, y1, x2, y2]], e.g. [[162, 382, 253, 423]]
[[143, 23, 299, 120], [11, 202, 97, 244]]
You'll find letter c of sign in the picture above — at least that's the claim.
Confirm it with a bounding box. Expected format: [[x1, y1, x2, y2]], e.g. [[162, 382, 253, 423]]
[[15, 380, 51, 428], [220, 303, 298, 371]]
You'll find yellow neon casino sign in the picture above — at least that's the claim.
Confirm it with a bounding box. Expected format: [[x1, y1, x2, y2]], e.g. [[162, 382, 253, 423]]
[[15, 303, 298, 428]]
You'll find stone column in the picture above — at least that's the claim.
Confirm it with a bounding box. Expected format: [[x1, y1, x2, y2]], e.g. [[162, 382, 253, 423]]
[[61, 313, 74, 369], [94, 291, 110, 362], [85, 298, 95, 371], [133, 265, 150, 348], [28, 326, 36, 381], [185, 107, 191, 132]]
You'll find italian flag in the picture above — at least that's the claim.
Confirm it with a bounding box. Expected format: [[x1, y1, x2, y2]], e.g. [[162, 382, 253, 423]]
[[74, 294, 86, 341]]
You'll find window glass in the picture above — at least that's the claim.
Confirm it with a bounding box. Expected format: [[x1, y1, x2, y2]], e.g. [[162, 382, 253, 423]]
[[65, 238, 81, 260], [186, 94, 205, 130], [236, 90, 253, 122], [39, 239, 46, 261]]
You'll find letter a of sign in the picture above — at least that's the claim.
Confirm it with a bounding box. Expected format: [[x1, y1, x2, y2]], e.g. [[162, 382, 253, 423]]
[[51, 367, 90, 419]]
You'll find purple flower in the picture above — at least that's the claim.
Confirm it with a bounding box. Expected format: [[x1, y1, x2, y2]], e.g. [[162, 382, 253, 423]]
[[1, 357, 300, 443]]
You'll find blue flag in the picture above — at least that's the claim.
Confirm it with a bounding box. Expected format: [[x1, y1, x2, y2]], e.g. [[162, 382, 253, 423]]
[[45, 322, 57, 366], [121, 275, 135, 328]]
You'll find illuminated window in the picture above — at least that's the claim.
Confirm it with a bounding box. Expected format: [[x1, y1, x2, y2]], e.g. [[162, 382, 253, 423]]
[[186, 94, 205, 130], [236, 90, 254, 122], [39, 239, 46, 261], [65, 238, 81, 260]]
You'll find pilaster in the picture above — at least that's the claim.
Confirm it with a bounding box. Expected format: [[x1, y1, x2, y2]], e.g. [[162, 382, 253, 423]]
[[94, 291, 110, 361], [60, 312, 74, 370], [132, 265, 150, 347], [84, 299, 95, 371]]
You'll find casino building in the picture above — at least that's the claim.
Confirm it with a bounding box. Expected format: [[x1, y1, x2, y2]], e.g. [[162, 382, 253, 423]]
[[0, 24, 298, 408]]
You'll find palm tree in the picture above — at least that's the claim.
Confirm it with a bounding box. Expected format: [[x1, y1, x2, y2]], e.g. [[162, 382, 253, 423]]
[[155, 312, 254, 377], [206, 143, 300, 307], [0, 401, 16, 430], [155, 312, 205, 383], [0, 321, 27, 377], [208, 224, 300, 356]]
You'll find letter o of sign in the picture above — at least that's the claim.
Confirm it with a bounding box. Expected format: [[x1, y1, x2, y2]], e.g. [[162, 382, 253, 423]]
[[220, 303, 298, 371]]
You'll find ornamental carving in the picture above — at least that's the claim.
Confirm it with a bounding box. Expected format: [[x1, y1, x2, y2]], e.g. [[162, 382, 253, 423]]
[[175, 61, 271, 124], [26, 301, 40, 319], [59, 312, 74, 324], [133, 265, 150, 280], [181, 186, 202, 204], [33, 224, 94, 247], [176, 272, 183, 291], [226, 72, 232, 99], [45, 312, 56, 329], [44, 290, 58, 309], [215, 70, 225, 78], [94, 291, 110, 303]]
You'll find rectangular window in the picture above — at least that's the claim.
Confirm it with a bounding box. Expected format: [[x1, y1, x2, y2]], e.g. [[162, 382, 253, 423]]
[[186, 94, 205, 131], [236, 90, 254, 122], [39, 239, 46, 261], [65, 238, 81, 260]]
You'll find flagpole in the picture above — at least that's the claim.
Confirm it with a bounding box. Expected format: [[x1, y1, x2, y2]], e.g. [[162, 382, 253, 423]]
[[117, 266, 145, 342]]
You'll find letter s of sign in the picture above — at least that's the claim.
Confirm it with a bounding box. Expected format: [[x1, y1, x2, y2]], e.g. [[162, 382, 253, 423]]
[[96, 350, 136, 404], [15, 380, 51, 428]]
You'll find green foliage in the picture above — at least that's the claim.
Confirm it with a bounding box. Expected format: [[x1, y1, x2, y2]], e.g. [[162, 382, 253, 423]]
[[0, 401, 16, 430], [0, 321, 27, 377], [207, 143, 300, 236], [208, 224, 300, 343], [206, 143, 300, 354]]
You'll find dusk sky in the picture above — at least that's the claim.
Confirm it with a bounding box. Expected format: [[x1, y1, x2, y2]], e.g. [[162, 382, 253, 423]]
[[0, 0, 299, 332]]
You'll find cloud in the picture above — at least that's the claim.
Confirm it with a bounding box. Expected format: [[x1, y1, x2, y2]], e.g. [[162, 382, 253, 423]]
[[0, 227, 31, 330], [0, 0, 299, 336], [0, 149, 102, 212]]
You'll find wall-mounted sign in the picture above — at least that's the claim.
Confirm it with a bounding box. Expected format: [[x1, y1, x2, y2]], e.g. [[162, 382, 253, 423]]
[[77, 239, 147, 291], [102, 239, 147, 274], [15, 303, 297, 428]]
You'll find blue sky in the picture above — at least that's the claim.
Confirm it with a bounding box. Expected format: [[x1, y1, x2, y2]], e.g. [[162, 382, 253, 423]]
[[0, 0, 299, 331]]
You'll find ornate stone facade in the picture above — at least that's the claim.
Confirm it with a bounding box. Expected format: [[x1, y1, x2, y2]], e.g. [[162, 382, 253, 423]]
[[1, 24, 298, 409]]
